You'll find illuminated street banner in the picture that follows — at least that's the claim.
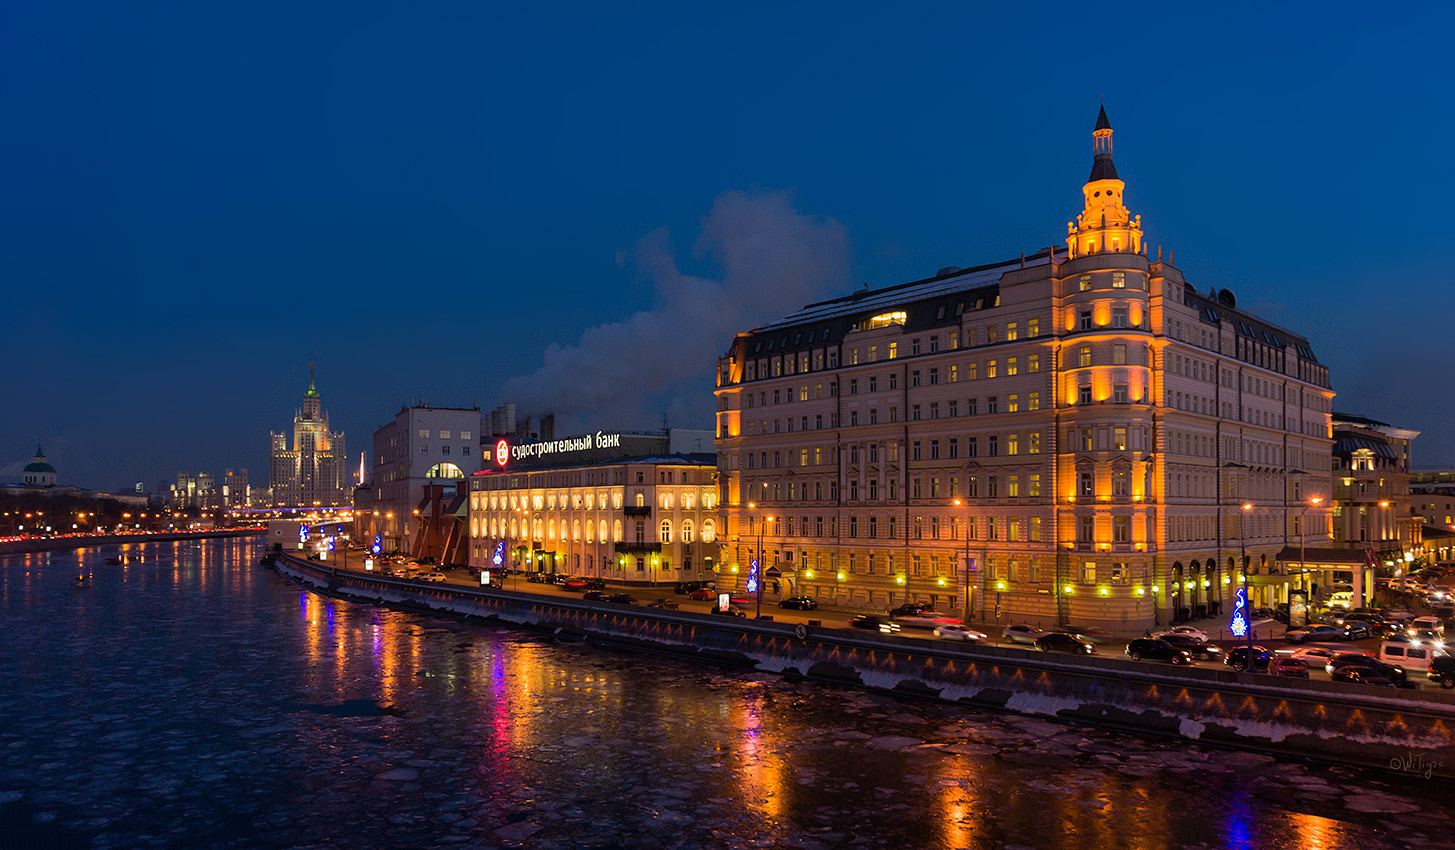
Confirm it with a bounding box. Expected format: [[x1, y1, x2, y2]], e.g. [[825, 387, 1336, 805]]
[[493, 431, 624, 468], [1230, 587, 1249, 637]]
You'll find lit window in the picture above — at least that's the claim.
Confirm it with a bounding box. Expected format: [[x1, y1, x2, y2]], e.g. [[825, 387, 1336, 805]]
[[1113, 271, 1126, 288]]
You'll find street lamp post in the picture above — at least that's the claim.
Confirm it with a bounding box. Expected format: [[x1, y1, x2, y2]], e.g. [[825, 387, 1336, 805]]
[[1240, 502, 1253, 662], [953, 499, 973, 626], [1299, 496, 1324, 602], [747, 503, 772, 619]]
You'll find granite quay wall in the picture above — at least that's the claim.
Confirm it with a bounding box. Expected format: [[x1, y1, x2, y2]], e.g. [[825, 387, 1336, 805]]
[[0, 529, 264, 557], [275, 553, 1455, 777]]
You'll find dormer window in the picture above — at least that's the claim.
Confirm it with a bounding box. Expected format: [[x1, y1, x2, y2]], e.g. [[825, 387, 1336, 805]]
[[866, 311, 907, 329]]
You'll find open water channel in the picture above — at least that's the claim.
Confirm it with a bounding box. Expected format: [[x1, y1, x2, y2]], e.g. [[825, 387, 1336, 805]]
[[1, 538, 1451, 849]]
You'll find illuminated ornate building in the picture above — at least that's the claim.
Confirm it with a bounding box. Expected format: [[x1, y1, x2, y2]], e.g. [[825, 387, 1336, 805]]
[[713, 108, 1336, 631], [467, 430, 717, 584], [269, 367, 349, 508], [1329, 413, 1421, 564]]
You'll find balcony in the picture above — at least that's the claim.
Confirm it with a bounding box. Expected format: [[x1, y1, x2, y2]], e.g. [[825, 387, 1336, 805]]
[[623, 505, 652, 517], [615, 541, 663, 554]]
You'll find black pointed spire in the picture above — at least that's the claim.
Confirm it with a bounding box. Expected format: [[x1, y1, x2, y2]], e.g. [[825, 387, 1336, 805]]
[[1089, 106, 1118, 182]]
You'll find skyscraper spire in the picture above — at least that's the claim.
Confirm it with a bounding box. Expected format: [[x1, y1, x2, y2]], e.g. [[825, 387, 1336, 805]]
[[306, 363, 318, 398]]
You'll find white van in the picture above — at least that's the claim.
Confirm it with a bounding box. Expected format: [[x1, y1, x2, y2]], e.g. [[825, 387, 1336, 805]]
[[1378, 638, 1448, 673]]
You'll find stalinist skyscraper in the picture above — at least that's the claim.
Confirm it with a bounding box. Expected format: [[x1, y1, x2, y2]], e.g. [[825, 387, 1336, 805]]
[[269, 366, 348, 508]]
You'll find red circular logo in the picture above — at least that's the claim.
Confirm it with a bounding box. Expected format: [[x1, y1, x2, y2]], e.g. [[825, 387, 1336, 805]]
[[494, 439, 509, 467]]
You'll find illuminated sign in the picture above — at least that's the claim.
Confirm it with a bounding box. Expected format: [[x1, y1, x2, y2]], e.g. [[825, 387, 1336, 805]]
[[1230, 587, 1249, 637], [503, 431, 622, 464], [717, 592, 731, 611], [365, 558, 374, 571], [481, 570, 492, 586], [494, 439, 509, 467]]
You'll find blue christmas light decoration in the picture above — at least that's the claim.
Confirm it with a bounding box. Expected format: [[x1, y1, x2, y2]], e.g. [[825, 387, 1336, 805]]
[[492, 541, 505, 567], [372, 535, 382, 555], [1230, 586, 1249, 638], [746, 557, 760, 594], [299, 525, 308, 542], [327, 536, 336, 552]]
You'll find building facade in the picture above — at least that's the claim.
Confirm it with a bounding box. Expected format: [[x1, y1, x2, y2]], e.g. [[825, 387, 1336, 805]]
[[713, 108, 1336, 631], [269, 368, 349, 508], [1330, 413, 1421, 560], [467, 448, 719, 585], [365, 404, 483, 554]]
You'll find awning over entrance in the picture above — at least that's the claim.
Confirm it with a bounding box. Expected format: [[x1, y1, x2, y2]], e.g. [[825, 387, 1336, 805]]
[[1274, 546, 1368, 569]]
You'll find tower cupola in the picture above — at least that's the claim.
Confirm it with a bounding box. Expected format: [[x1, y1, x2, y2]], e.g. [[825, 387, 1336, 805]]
[[1067, 106, 1144, 259]]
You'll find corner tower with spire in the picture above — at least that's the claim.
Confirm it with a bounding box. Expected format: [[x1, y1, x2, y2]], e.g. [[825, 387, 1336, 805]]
[[1066, 106, 1143, 259]]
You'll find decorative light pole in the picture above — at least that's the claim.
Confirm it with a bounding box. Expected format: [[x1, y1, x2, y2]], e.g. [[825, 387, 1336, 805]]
[[747, 503, 772, 618], [953, 499, 973, 625], [1299, 496, 1324, 599], [1231, 502, 1254, 665]]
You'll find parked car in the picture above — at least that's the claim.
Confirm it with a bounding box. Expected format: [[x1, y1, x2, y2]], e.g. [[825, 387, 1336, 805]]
[[606, 593, 637, 605], [582, 590, 609, 601], [1331, 667, 1399, 688], [889, 603, 937, 618], [1157, 633, 1224, 661], [712, 605, 747, 618], [849, 615, 899, 633], [1271, 657, 1309, 678], [1125, 638, 1192, 665], [1224, 645, 1275, 673], [1408, 616, 1446, 637], [1339, 621, 1371, 641], [550, 574, 572, 586], [777, 596, 819, 611], [1325, 653, 1408, 684], [933, 624, 987, 642], [421, 572, 447, 583], [646, 597, 679, 610], [1002, 624, 1044, 645], [688, 587, 717, 601], [1428, 655, 1455, 689], [1283, 625, 1348, 644], [582, 577, 606, 590], [674, 580, 713, 595], [563, 577, 590, 590], [1153, 625, 1209, 642], [525, 573, 549, 584], [1036, 633, 1096, 655]]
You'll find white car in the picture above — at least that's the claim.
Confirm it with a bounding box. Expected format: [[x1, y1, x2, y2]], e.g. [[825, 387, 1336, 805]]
[[1153, 626, 1209, 642], [934, 624, 988, 642], [1002, 624, 1044, 645], [1289, 647, 1341, 665], [422, 572, 447, 583]]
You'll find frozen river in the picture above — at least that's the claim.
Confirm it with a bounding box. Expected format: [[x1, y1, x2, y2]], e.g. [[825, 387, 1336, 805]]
[[1, 539, 1450, 849]]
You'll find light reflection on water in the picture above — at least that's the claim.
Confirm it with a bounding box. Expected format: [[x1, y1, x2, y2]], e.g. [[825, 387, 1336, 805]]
[[0, 539, 1449, 850]]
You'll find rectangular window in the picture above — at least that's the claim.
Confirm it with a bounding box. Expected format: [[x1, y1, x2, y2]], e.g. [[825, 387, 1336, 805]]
[[1008, 394, 1019, 413], [968, 362, 978, 381], [967, 437, 978, 458], [1080, 471, 1093, 496], [1079, 310, 1092, 330], [988, 396, 999, 414], [1029, 432, 1040, 454], [929, 368, 939, 385], [460, 430, 472, 440], [1113, 427, 1128, 451], [988, 436, 999, 457], [1007, 357, 1018, 376], [1006, 322, 1018, 341], [1028, 319, 1039, 338], [1028, 392, 1040, 412], [1113, 516, 1131, 542], [912, 404, 921, 421], [1113, 383, 1128, 403], [1079, 346, 1092, 367], [1008, 517, 1020, 540], [888, 342, 897, 360], [1007, 434, 1019, 455], [1113, 470, 1129, 496], [929, 335, 939, 353], [912, 441, 922, 461], [1112, 271, 1126, 288], [1008, 474, 1020, 497], [1112, 307, 1128, 328], [1081, 560, 1096, 583], [1028, 354, 1040, 373], [1078, 518, 1093, 542], [930, 439, 940, 460], [949, 399, 959, 417], [1079, 274, 1091, 292], [1029, 473, 1041, 497], [418, 429, 429, 438], [441, 445, 451, 455], [912, 370, 921, 388], [987, 360, 998, 378], [1029, 516, 1042, 541], [1113, 344, 1127, 365], [1078, 385, 1093, 404], [967, 398, 978, 416]]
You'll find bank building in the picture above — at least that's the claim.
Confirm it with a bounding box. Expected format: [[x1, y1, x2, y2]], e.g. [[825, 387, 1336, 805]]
[[713, 108, 1336, 632], [467, 428, 718, 585]]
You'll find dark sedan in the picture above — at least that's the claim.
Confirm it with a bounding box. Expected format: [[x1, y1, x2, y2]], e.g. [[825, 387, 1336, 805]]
[[1158, 633, 1224, 661], [1036, 632, 1096, 655], [1326, 653, 1407, 684], [1331, 667, 1398, 688], [582, 590, 609, 601], [848, 615, 900, 633], [712, 605, 747, 618], [1224, 645, 1275, 672], [778, 596, 819, 611], [605, 593, 637, 605], [1125, 638, 1193, 665]]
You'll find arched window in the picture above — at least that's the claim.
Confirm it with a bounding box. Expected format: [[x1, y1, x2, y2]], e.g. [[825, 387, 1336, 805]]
[[635, 521, 645, 544], [704, 493, 716, 509], [599, 520, 607, 542], [425, 462, 465, 479], [662, 493, 673, 510], [683, 493, 695, 510], [682, 520, 694, 543], [702, 519, 715, 542], [612, 492, 622, 510], [613, 520, 622, 542], [470, 519, 478, 537], [548, 520, 556, 540], [534, 518, 543, 540], [585, 521, 593, 542], [573, 520, 581, 542], [661, 520, 672, 543], [635, 493, 645, 508], [509, 518, 517, 537]]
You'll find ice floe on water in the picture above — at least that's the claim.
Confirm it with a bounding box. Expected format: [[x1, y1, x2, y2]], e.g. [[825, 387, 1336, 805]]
[[1, 540, 1450, 850]]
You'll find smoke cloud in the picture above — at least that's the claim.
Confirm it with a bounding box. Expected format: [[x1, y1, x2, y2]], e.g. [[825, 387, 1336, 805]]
[[500, 190, 850, 431]]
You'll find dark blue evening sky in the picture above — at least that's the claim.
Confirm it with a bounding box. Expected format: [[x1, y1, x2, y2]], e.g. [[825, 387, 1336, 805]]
[[3, 3, 1453, 489]]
